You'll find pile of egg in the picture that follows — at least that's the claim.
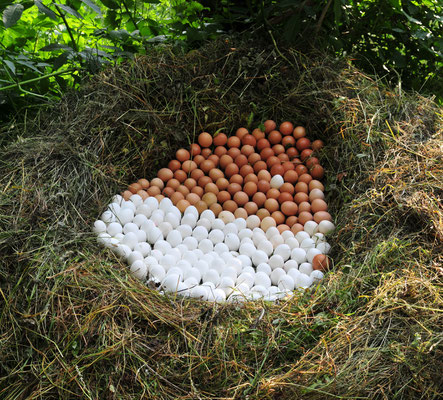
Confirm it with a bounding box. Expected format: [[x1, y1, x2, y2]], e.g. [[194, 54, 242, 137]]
[[94, 120, 335, 302]]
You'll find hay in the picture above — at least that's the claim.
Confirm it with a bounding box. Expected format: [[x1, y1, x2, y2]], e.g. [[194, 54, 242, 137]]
[[0, 36, 442, 399]]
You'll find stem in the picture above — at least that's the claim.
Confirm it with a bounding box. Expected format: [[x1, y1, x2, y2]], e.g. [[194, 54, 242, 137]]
[[122, 0, 138, 31], [53, 3, 79, 52], [0, 69, 77, 92]]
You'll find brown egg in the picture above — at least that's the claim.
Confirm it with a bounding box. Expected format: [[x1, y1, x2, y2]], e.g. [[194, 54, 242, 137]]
[[166, 178, 180, 190], [257, 169, 271, 182], [241, 145, 255, 157], [190, 168, 204, 181], [150, 178, 164, 189], [311, 139, 324, 151], [298, 211, 313, 225], [207, 154, 219, 167], [154, 194, 164, 202], [243, 181, 258, 197], [248, 152, 261, 165], [227, 147, 241, 159], [137, 190, 149, 200], [241, 134, 256, 147], [252, 128, 265, 140], [305, 157, 319, 169], [230, 174, 243, 185], [311, 199, 328, 213], [209, 168, 224, 182], [168, 160, 181, 172], [268, 130, 282, 145], [283, 170, 298, 184], [312, 254, 330, 271], [173, 169, 187, 183], [201, 148, 212, 158], [261, 215, 276, 231], [296, 138, 311, 152], [266, 156, 280, 169], [293, 126, 306, 139], [277, 153, 289, 163], [227, 136, 241, 148], [234, 207, 248, 219], [176, 149, 190, 162], [295, 181, 308, 194], [214, 145, 227, 157], [195, 200, 208, 213], [271, 211, 286, 225], [236, 127, 249, 139], [285, 216, 298, 227], [291, 223, 304, 234], [277, 224, 290, 233], [264, 198, 279, 213], [217, 190, 231, 204], [292, 158, 303, 165], [286, 147, 299, 159], [264, 120, 276, 133], [294, 192, 309, 204], [272, 144, 285, 155], [227, 182, 242, 196], [205, 182, 219, 195], [282, 161, 295, 172], [298, 173, 313, 185], [278, 192, 294, 204], [266, 188, 280, 200], [176, 199, 190, 213], [219, 154, 234, 170], [244, 201, 258, 215], [122, 190, 133, 200], [213, 133, 228, 146], [233, 191, 249, 206], [193, 155, 205, 166], [298, 201, 311, 213], [252, 192, 266, 207], [216, 177, 229, 190], [314, 211, 332, 223], [170, 191, 185, 205], [270, 164, 285, 177], [191, 185, 204, 197], [202, 192, 217, 207], [223, 200, 238, 213], [225, 163, 240, 178], [257, 180, 271, 193], [310, 164, 324, 180], [210, 203, 223, 217], [257, 138, 271, 151], [186, 193, 200, 205], [244, 173, 258, 184], [239, 164, 253, 178], [295, 164, 308, 176], [279, 121, 294, 135], [253, 160, 268, 174], [257, 208, 271, 220], [177, 185, 190, 197], [309, 180, 325, 191], [200, 160, 215, 174], [183, 178, 196, 190], [299, 149, 313, 162], [162, 187, 175, 198], [309, 188, 325, 201], [198, 132, 213, 148], [198, 175, 212, 188], [281, 201, 298, 216], [282, 136, 296, 147], [137, 179, 150, 189], [190, 143, 201, 157], [129, 182, 142, 194], [234, 154, 248, 168], [147, 186, 161, 196], [260, 147, 274, 161], [182, 160, 197, 173]]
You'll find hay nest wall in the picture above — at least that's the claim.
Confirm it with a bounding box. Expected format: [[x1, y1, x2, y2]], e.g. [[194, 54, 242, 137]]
[[0, 36, 442, 399]]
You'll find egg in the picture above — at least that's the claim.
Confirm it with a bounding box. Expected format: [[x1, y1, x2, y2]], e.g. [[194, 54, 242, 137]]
[[312, 254, 330, 271], [270, 174, 284, 189]]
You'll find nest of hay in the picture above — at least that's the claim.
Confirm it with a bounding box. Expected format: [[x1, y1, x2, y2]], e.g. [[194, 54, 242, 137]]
[[0, 36, 442, 399]]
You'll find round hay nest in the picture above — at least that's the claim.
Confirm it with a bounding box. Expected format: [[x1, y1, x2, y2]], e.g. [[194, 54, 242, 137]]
[[0, 36, 441, 399]]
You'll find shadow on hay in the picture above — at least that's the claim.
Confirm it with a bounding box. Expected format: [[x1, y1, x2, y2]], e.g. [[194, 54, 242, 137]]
[[0, 36, 441, 399]]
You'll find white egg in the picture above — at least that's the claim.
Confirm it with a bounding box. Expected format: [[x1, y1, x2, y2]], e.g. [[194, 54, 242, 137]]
[[193, 248, 204, 260], [114, 233, 124, 241], [166, 230, 182, 248], [270, 235, 284, 249], [238, 228, 252, 241], [129, 194, 143, 207], [252, 250, 268, 266], [312, 232, 325, 243], [218, 210, 235, 224], [223, 222, 238, 236], [140, 220, 155, 235], [135, 204, 152, 218], [114, 244, 132, 259], [160, 254, 176, 271], [144, 196, 159, 210], [177, 224, 192, 239], [164, 212, 180, 228], [183, 236, 198, 251], [310, 270, 324, 282], [93, 220, 107, 233], [136, 230, 147, 242], [154, 240, 171, 254], [283, 259, 298, 272], [150, 210, 165, 226], [97, 232, 111, 245], [238, 254, 252, 268], [198, 239, 213, 254], [200, 209, 215, 223], [112, 194, 124, 205], [184, 277, 199, 287], [281, 230, 294, 240], [107, 222, 123, 236], [219, 276, 235, 289], [121, 201, 136, 212], [194, 260, 210, 276], [196, 217, 212, 231], [104, 237, 119, 248], [294, 273, 313, 289], [303, 221, 318, 236], [203, 269, 220, 286], [221, 266, 237, 280], [123, 222, 138, 234], [301, 238, 315, 250], [256, 263, 272, 276], [202, 281, 216, 290], [182, 250, 198, 266], [158, 221, 173, 237], [192, 225, 208, 242], [295, 231, 310, 243], [224, 233, 240, 251], [306, 248, 322, 263], [270, 174, 284, 189], [167, 267, 184, 281], [269, 254, 284, 270], [101, 211, 115, 223], [278, 275, 295, 291], [208, 229, 224, 244], [108, 203, 121, 215], [130, 260, 147, 280], [226, 258, 242, 275], [159, 197, 173, 212], [170, 248, 181, 262], [149, 264, 165, 281], [213, 288, 226, 302], [144, 255, 158, 267], [147, 226, 163, 244], [184, 205, 198, 218], [212, 218, 225, 231], [265, 227, 279, 240], [240, 237, 253, 247], [236, 272, 254, 288], [254, 271, 271, 288], [162, 274, 181, 292], [291, 248, 307, 264], [211, 258, 226, 274], [274, 244, 291, 261], [133, 214, 149, 228], [270, 268, 285, 285], [190, 285, 208, 300], [214, 242, 229, 255], [239, 242, 256, 258], [176, 244, 188, 255], [251, 285, 268, 297], [299, 262, 313, 276], [285, 237, 299, 250], [181, 213, 197, 228], [318, 220, 335, 235], [257, 240, 273, 256], [316, 241, 331, 254], [128, 250, 143, 265], [234, 218, 247, 231], [246, 215, 260, 229], [122, 232, 138, 250], [150, 249, 163, 261], [183, 267, 201, 282], [252, 232, 267, 247], [287, 268, 301, 281]]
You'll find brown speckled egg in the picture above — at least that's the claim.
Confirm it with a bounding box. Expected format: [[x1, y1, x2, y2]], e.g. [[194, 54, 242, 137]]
[[312, 254, 330, 271], [257, 208, 271, 220], [122, 190, 133, 200], [229, 174, 243, 185], [209, 203, 222, 217], [220, 154, 234, 169], [202, 192, 217, 207], [223, 200, 238, 213], [234, 207, 248, 219], [176, 199, 190, 213], [216, 177, 229, 190], [271, 211, 285, 225], [291, 223, 304, 234], [170, 191, 184, 205], [195, 200, 208, 213]]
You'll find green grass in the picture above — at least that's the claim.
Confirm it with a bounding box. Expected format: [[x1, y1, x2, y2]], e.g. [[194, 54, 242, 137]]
[[0, 36, 442, 399]]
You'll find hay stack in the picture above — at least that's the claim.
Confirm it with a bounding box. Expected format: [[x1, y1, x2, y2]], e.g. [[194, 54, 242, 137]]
[[0, 36, 441, 399]]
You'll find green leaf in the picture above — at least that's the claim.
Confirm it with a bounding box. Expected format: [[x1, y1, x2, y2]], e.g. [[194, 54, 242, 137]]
[[81, 0, 101, 15], [3, 59, 15, 74], [100, 0, 119, 9], [55, 3, 83, 19], [35, 0, 58, 21], [3, 3, 24, 28], [333, 0, 342, 25], [40, 43, 73, 51]]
